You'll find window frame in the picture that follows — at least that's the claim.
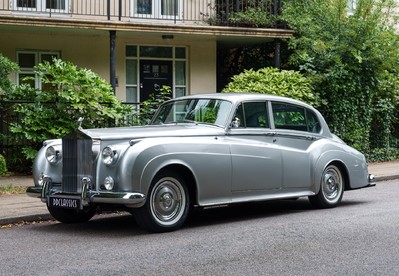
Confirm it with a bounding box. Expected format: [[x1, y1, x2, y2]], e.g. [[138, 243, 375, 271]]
[[16, 50, 60, 90], [125, 45, 187, 103], [271, 102, 321, 134], [14, 0, 70, 13], [131, 0, 182, 20]]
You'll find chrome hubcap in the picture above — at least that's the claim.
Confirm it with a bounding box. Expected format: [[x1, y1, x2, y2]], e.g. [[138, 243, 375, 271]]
[[150, 178, 185, 225], [322, 166, 343, 203]]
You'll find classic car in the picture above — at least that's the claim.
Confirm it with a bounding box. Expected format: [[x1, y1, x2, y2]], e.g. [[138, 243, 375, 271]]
[[27, 93, 375, 232]]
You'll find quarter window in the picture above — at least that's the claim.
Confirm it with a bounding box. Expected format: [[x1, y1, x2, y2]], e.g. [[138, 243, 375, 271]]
[[272, 102, 320, 133]]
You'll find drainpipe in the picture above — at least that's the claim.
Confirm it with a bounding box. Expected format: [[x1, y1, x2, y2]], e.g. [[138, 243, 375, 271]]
[[274, 40, 281, 69], [110, 30, 117, 94]]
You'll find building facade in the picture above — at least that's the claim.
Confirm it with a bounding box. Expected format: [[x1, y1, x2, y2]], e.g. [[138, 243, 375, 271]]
[[0, 0, 293, 102]]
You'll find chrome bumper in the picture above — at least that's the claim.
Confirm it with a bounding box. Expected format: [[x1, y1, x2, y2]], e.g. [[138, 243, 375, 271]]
[[367, 174, 376, 187], [26, 179, 145, 208]]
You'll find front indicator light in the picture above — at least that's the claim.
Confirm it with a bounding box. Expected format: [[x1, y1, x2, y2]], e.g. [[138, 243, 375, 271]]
[[104, 176, 115, 191]]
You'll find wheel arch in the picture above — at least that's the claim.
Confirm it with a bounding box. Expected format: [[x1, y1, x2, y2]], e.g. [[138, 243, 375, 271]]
[[314, 158, 350, 194], [328, 161, 350, 191], [153, 164, 198, 206]]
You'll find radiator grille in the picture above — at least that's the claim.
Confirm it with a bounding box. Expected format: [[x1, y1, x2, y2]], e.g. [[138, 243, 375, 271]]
[[62, 131, 94, 193]]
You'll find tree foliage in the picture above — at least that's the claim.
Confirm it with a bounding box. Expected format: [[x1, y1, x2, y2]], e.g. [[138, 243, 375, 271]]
[[6, 58, 132, 159], [0, 54, 19, 97], [223, 67, 317, 105], [281, 0, 399, 155]]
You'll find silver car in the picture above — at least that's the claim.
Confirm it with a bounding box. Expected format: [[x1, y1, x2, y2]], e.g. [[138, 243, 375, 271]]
[[27, 93, 375, 232]]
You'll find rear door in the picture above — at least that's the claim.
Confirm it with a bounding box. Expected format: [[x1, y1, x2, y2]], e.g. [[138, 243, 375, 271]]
[[271, 102, 321, 189]]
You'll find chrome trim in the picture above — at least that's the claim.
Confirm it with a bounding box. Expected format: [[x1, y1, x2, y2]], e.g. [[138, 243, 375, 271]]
[[25, 185, 145, 207], [26, 186, 44, 198]]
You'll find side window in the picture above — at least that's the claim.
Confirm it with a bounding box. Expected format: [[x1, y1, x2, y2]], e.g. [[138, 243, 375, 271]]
[[307, 110, 321, 133], [272, 102, 321, 133], [233, 102, 269, 128]]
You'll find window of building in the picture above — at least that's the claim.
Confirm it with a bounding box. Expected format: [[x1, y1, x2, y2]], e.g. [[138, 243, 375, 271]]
[[17, 51, 60, 90], [347, 0, 357, 15], [14, 0, 69, 12], [132, 0, 181, 19], [125, 45, 187, 103]]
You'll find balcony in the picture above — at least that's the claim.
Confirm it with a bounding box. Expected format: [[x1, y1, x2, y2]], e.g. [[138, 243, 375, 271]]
[[0, 0, 285, 28]]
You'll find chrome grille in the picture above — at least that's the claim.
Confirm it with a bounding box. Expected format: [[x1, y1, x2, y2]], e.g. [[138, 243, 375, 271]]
[[62, 131, 94, 193]]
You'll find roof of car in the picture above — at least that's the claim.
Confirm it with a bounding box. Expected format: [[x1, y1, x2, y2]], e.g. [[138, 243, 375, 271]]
[[174, 93, 314, 108]]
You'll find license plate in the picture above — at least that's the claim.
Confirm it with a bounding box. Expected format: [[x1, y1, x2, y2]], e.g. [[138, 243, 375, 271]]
[[49, 197, 80, 209]]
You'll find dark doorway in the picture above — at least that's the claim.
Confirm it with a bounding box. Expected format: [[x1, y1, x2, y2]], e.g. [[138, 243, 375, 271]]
[[140, 60, 173, 102]]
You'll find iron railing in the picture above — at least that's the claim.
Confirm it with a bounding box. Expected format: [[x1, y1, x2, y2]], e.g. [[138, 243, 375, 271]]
[[0, 0, 284, 27]]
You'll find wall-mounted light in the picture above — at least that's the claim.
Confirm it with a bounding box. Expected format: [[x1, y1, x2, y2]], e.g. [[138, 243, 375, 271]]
[[162, 35, 174, 42]]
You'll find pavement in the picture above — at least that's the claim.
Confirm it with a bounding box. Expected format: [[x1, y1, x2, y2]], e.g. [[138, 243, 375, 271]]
[[0, 160, 398, 226]]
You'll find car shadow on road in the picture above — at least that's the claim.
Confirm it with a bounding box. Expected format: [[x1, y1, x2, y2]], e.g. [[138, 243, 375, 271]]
[[30, 198, 369, 236]]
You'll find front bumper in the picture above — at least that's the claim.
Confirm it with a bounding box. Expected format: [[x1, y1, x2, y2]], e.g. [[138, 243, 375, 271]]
[[26, 177, 145, 208]]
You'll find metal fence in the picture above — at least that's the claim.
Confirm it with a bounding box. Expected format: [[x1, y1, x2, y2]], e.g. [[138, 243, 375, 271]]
[[0, 0, 285, 27]]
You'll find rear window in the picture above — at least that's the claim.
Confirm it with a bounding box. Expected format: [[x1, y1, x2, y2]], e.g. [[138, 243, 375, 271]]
[[272, 102, 320, 133]]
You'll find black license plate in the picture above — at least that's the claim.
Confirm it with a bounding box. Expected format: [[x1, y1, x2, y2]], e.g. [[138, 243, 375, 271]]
[[49, 197, 80, 209]]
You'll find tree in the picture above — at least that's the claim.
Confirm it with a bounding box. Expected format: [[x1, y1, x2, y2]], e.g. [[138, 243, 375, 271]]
[[281, 0, 399, 155], [7, 58, 132, 159]]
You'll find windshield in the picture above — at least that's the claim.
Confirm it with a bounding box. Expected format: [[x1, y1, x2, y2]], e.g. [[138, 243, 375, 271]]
[[151, 99, 233, 127]]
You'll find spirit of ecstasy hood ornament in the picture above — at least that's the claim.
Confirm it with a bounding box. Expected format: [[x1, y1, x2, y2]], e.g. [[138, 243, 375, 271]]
[[77, 117, 84, 130]]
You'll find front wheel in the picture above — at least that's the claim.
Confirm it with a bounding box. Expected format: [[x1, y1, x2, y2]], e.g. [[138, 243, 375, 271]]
[[309, 164, 344, 208], [133, 171, 190, 233], [47, 206, 95, 223]]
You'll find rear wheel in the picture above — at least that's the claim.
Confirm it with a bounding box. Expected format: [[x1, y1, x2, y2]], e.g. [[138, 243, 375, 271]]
[[309, 164, 344, 208], [133, 171, 190, 232], [47, 206, 95, 223]]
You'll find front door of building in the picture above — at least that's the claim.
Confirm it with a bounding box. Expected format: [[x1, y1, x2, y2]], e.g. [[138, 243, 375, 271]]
[[140, 60, 173, 102]]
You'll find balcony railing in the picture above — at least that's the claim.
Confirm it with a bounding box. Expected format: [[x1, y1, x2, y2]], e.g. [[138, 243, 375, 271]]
[[0, 0, 285, 28]]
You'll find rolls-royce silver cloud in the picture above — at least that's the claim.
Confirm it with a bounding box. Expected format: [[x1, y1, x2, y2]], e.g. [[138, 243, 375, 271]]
[[27, 93, 375, 232]]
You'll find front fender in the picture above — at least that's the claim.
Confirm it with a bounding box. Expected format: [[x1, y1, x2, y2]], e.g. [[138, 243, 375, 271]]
[[32, 139, 62, 186], [118, 137, 232, 206]]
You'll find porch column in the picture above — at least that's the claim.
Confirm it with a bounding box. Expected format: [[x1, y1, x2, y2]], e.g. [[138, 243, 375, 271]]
[[274, 40, 281, 69], [110, 30, 117, 94]]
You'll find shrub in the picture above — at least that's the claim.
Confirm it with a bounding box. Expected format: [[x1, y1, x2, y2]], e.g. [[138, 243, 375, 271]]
[[7, 58, 132, 160], [222, 67, 318, 106], [0, 154, 8, 176], [0, 54, 19, 97]]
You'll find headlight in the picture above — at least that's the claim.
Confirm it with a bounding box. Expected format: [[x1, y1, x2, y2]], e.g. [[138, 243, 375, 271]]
[[46, 145, 62, 164], [102, 146, 118, 166]]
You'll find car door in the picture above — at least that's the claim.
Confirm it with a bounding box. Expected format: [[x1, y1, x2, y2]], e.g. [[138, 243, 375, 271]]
[[270, 101, 322, 189], [227, 101, 282, 192]]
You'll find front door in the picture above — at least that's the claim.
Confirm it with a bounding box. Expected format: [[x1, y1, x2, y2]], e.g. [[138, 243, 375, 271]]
[[140, 60, 173, 102]]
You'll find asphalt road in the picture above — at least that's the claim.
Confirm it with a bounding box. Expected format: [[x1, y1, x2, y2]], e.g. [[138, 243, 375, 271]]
[[1, 180, 398, 276]]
